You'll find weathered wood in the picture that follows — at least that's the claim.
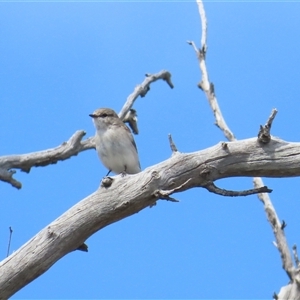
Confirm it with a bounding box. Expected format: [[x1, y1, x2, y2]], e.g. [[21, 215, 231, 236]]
[[1, 137, 300, 299]]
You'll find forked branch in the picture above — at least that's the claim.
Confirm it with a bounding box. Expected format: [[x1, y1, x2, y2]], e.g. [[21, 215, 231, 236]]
[[258, 108, 278, 144], [189, 0, 297, 295], [0, 70, 173, 189]]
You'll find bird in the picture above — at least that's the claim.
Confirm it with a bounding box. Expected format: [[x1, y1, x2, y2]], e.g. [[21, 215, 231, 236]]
[[89, 108, 141, 176]]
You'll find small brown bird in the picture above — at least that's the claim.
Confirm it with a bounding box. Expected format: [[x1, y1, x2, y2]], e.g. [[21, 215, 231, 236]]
[[89, 108, 141, 175]]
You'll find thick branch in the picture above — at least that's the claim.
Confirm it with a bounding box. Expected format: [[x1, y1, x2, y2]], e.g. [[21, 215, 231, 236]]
[[2, 137, 300, 298], [0, 131, 93, 189]]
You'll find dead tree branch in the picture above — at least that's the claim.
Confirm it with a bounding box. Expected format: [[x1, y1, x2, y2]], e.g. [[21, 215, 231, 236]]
[[118, 70, 174, 120], [6, 227, 13, 258], [168, 134, 178, 154], [189, 0, 296, 296], [258, 108, 278, 144], [2, 136, 300, 298], [254, 177, 296, 282], [0, 131, 91, 189], [0, 70, 173, 189], [293, 245, 300, 267], [203, 182, 272, 197]]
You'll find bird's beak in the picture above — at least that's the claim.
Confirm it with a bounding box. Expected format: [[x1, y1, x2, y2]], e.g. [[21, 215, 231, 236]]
[[89, 114, 96, 118]]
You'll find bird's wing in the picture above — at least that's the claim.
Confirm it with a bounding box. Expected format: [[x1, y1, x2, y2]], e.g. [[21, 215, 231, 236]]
[[126, 125, 138, 153]]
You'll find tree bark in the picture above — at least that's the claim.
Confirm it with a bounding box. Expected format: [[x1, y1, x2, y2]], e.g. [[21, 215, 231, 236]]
[[1, 136, 300, 298]]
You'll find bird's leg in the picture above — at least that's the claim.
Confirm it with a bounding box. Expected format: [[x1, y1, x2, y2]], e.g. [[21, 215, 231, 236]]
[[106, 170, 111, 177]]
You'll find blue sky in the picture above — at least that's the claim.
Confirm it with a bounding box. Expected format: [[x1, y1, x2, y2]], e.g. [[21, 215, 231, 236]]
[[1, 1, 300, 299]]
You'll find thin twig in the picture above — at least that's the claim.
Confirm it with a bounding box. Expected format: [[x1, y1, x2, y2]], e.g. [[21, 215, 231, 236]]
[[123, 109, 139, 134], [203, 182, 272, 197], [153, 179, 192, 202], [281, 220, 287, 230], [119, 70, 174, 120], [253, 177, 295, 280], [265, 108, 278, 129], [7, 227, 13, 257], [258, 109, 278, 144], [187, 46, 235, 141], [168, 134, 178, 154], [197, 0, 207, 52]]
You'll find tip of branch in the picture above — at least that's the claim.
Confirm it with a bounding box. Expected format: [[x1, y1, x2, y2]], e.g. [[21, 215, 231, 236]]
[[162, 71, 174, 89], [168, 134, 178, 154], [0, 169, 22, 189], [76, 243, 88, 252], [257, 109, 278, 144]]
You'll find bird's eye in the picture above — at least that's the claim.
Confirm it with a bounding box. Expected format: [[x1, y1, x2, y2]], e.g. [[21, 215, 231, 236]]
[[101, 113, 108, 118]]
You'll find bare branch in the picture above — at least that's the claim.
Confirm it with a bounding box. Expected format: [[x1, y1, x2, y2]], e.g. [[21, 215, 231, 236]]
[[258, 125, 271, 144], [0, 131, 92, 189], [253, 177, 295, 281], [203, 182, 272, 197], [118, 70, 174, 120], [265, 108, 278, 129], [76, 243, 88, 252], [123, 109, 139, 134], [258, 108, 278, 144], [153, 179, 192, 203], [292, 245, 300, 267], [187, 40, 235, 141], [281, 220, 287, 230], [187, 2, 235, 142], [197, 0, 207, 53], [168, 134, 178, 154], [0, 71, 173, 189], [193, 0, 294, 287], [278, 283, 300, 300], [6, 227, 13, 257], [3, 136, 300, 298], [0, 169, 21, 189], [153, 190, 180, 203]]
